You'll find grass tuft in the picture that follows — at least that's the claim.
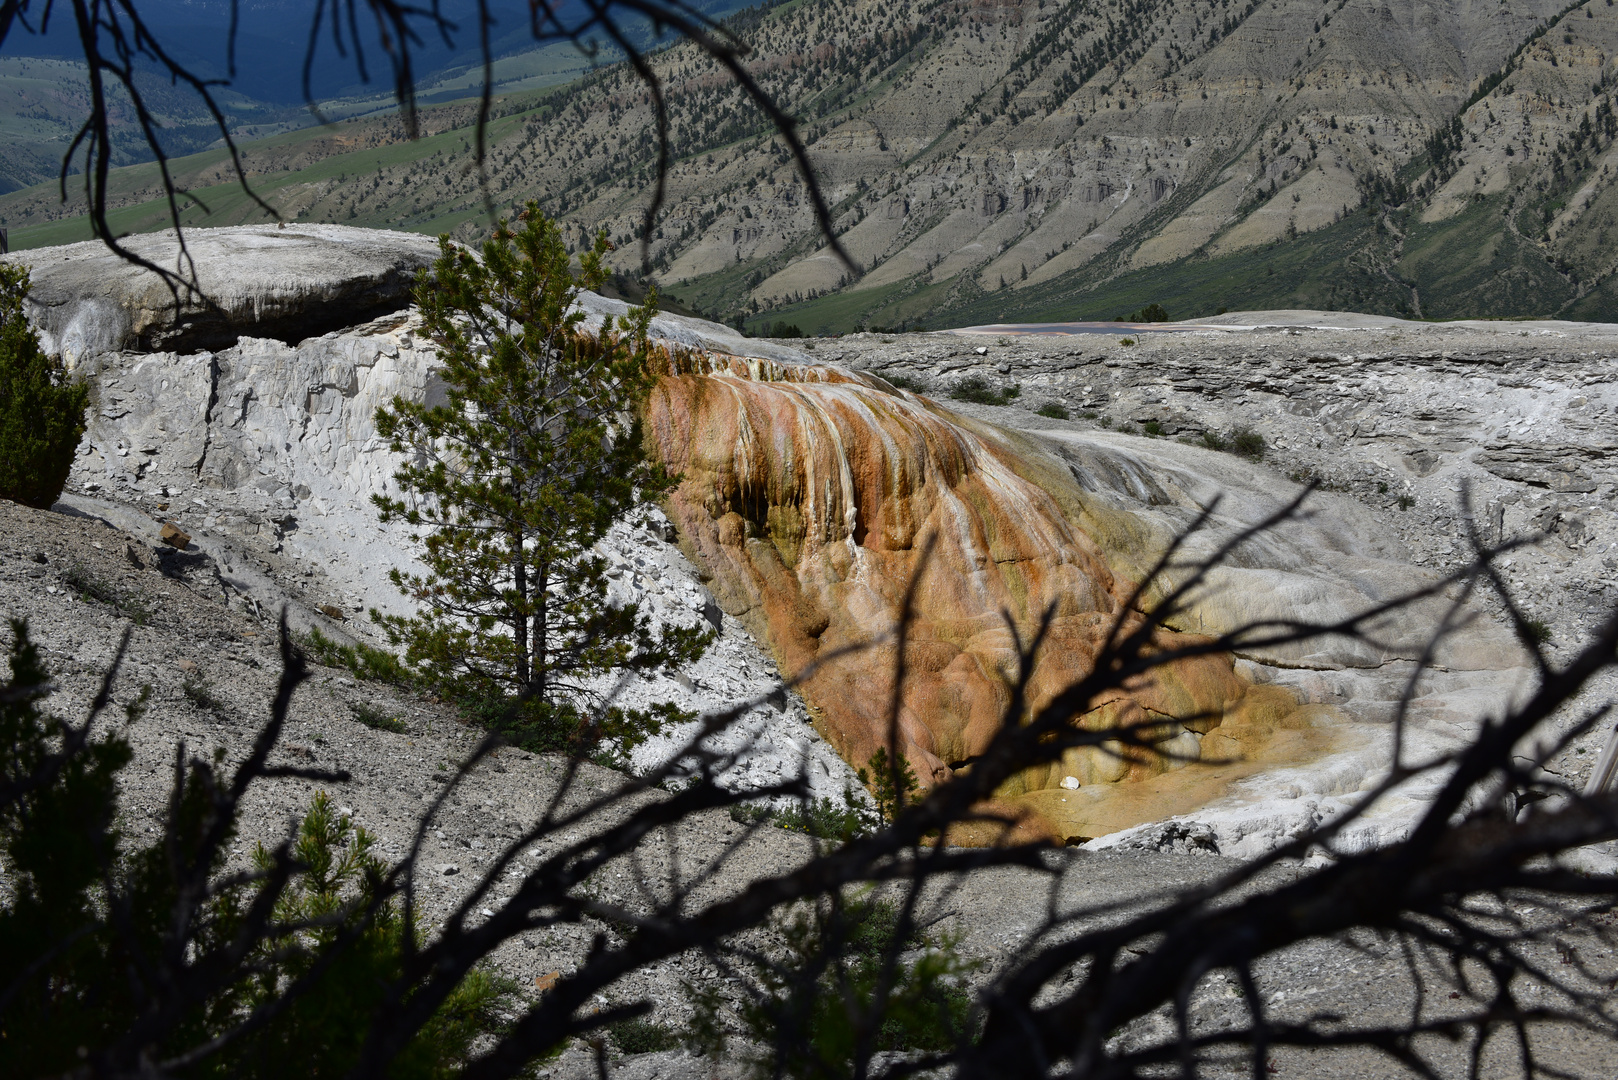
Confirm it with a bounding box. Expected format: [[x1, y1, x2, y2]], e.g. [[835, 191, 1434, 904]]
[[607, 1017, 682, 1055], [63, 563, 152, 626], [947, 376, 1021, 407], [1230, 427, 1265, 460], [351, 702, 407, 734], [299, 626, 415, 686]]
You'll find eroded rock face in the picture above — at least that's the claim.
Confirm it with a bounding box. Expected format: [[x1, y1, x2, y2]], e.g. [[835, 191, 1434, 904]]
[[646, 353, 1336, 842], [9, 225, 439, 363]]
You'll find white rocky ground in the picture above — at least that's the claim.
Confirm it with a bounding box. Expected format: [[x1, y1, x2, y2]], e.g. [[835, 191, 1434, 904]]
[[9, 227, 1616, 861], [4, 499, 1613, 1079], [14, 227, 863, 806]]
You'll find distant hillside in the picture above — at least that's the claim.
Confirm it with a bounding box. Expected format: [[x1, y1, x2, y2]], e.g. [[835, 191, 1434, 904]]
[[0, 0, 744, 192], [7, 0, 1618, 327], [0, 0, 736, 102], [0, 56, 286, 194]]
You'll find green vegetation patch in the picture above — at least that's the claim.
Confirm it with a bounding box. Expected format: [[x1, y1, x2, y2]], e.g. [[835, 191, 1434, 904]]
[[946, 376, 1021, 407], [748, 273, 956, 336], [1398, 195, 1582, 320], [945, 211, 1413, 326]]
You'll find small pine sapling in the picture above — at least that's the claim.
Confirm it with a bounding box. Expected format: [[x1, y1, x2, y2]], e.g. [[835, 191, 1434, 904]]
[[859, 747, 920, 826], [0, 265, 88, 508], [372, 204, 711, 757]]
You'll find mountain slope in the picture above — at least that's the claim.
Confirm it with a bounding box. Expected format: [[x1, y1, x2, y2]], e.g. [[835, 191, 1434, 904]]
[[6, 0, 1618, 326]]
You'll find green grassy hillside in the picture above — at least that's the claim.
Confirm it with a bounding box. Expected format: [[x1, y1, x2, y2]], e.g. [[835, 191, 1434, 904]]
[[747, 213, 1419, 332]]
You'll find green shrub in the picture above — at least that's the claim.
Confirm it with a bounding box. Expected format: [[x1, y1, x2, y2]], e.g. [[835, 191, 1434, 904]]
[[735, 757, 900, 844], [729, 803, 775, 825], [1525, 618, 1553, 644], [1398, 494, 1415, 511], [768, 321, 805, 338], [885, 373, 927, 393], [457, 689, 689, 762], [227, 792, 519, 1078], [1198, 426, 1265, 460], [1122, 302, 1170, 322], [1230, 427, 1265, 461], [301, 626, 415, 686], [857, 747, 919, 826], [0, 621, 516, 1078], [946, 377, 1020, 407], [1035, 402, 1070, 420], [182, 673, 224, 714], [62, 563, 151, 625], [1118, 337, 1136, 347], [775, 794, 871, 844], [1142, 420, 1163, 437], [608, 1017, 682, 1054], [351, 701, 407, 733], [689, 892, 980, 1075], [0, 265, 88, 508]]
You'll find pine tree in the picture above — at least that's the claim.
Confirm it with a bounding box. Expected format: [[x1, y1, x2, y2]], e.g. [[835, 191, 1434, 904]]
[[0, 622, 515, 1077], [0, 265, 88, 509], [372, 204, 710, 756]]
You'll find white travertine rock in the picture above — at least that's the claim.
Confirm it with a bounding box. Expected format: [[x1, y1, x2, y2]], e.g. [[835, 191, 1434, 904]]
[[27, 226, 857, 806], [1033, 429, 1531, 857], [20, 226, 1572, 855], [571, 290, 811, 365], [8, 225, 440, 365], [835, 324, 1618, 856]]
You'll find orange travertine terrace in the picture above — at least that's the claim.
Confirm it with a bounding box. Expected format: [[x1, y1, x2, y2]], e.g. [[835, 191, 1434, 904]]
[[644, 351, 1333, 843]]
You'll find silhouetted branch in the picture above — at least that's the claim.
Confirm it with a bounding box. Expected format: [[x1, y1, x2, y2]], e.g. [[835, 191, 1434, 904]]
[[6, 0, 854, 290], [4, 503, 1616, 1079]]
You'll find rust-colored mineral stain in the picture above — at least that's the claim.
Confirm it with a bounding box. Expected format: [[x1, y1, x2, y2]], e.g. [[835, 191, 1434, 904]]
[[646, 352, 1325, 843]]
